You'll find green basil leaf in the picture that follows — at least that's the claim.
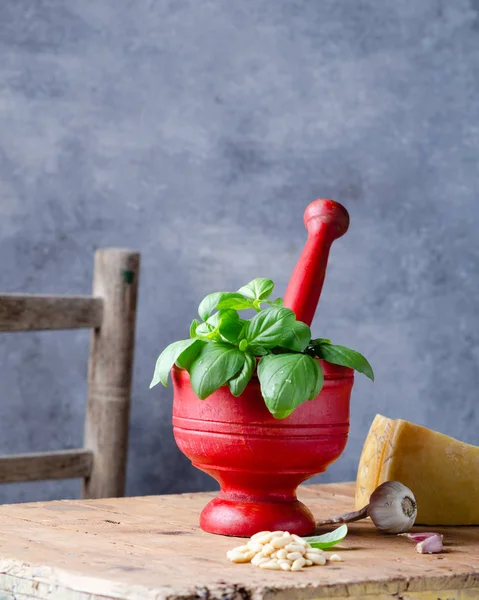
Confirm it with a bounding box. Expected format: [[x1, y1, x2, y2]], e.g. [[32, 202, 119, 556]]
[[280, 320, 312, 352], [216, 293, 256, 311], [198, 292, 225, 321], [195, 310, 246, 344], [303, 524, 348, 549], [195, 321, 216, 339], [228, 353, 255, 397], [198, 291, 251, 321], [150, 339, 197, 388], [211, 309, 245, 344], [243, 307, 296, 351], [315, 343, 374, 381], [190, 319, 201, 338], [175, 339, 206, 371], [257, 353, 322, 418], [311, 337, 331, 345], [189, 342, 245, 399], [308, 359, 324, 399], [221, 320, 247, 345], [237, 278, 274, 301], [248, 345, 270, 356], [266, 297, 284, 307], [205, 310, 231, 328]]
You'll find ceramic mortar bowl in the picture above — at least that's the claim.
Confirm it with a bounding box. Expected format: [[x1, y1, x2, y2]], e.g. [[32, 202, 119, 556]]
[[172, 360, 353, 537]]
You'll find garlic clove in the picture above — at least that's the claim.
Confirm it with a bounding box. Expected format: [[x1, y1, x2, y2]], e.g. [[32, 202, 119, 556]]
[[367, 481, 417, 534], [399, 532, 439, 543], [416, 533, 443, 554]]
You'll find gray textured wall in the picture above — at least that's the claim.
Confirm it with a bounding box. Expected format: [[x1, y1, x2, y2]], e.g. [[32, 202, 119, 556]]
[[1, 0, 478, 503]]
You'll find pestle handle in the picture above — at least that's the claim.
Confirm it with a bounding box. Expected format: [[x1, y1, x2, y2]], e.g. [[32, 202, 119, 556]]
[[283, 199, 350, 326]]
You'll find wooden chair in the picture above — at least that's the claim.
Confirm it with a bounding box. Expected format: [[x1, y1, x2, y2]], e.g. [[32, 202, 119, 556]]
[[0, 248, 140, 499]]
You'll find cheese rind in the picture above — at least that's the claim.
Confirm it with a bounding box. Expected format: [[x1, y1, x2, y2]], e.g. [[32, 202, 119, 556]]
[[356, 414, 479, 525], [355, 414, 397, 510]]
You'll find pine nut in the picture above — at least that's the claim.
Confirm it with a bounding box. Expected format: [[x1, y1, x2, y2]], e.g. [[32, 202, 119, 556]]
[[286, 552, 303, 561], [282, 531, 291, 537], [251, 531, 271, 540], [247, 542, 264, 553], [304, 559, 313, 566], [227, 551, 253, 563], [305, 547, 323, 555], [262, 543, 275, 556], [259, 560, 281, 570], [291, 534, 308, 546], [329, 553, 343, 562], [276, 549, 288, 560], [307, 553, 326, 565], [252, 555, 270, 566], [277, 560, 293, 569], [271, 536, 291, 549], [231, 545, 250, 553], [254, 533, 273, 544], [285, 544, 306, 554], [291, 557, 306, 571], [271, 531, 285, 538], [255, 533, 272, 544], [270, 551, 278, 559], [280, 562, 292, 571]]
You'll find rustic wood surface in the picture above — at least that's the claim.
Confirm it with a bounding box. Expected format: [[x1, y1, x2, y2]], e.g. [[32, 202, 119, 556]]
[[0, 449, 93, 483], [0, 482, 477, 600], [83, 248, 140, 500], [0, 294, 103, 331]]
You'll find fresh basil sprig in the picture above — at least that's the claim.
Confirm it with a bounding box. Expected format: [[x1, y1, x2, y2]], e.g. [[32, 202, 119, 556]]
[[150, 278, 374, 418]]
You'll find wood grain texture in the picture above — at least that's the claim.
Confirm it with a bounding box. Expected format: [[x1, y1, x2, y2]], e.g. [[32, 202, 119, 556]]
[[82, 248, 140, 500], [0, 483, 477, 600], [0, 449, 93, 483], [0, 294, 103, 331]]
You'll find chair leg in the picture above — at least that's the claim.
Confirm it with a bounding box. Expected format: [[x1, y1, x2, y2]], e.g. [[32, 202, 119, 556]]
[[82, 248, 140, 499]]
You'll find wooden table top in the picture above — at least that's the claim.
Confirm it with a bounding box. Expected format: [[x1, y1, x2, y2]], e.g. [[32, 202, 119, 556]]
[[0, 482, 477, 600]]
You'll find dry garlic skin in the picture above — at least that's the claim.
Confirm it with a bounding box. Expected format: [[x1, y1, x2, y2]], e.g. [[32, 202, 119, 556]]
[[356, 414, 479, 525]]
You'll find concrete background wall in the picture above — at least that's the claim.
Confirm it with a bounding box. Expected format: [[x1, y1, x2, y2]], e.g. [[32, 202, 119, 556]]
[[0, 0, 478, 503]]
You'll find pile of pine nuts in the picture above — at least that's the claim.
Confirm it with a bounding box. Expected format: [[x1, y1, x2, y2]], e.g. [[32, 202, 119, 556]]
[[226, 530, 343, 572]]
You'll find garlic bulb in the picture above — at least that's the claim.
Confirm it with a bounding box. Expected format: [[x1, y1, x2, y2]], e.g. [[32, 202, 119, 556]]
[[316, 481, 417, 534], [367, 481, 417, 533]]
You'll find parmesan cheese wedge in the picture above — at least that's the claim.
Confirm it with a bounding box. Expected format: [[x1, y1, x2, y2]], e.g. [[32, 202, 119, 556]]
[[356, 414, 479, 525]]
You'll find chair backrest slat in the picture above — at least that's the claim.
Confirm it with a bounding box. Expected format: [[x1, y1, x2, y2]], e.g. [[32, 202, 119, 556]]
[[0, 449, 93, 483], [0, 294, 103, 332]]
